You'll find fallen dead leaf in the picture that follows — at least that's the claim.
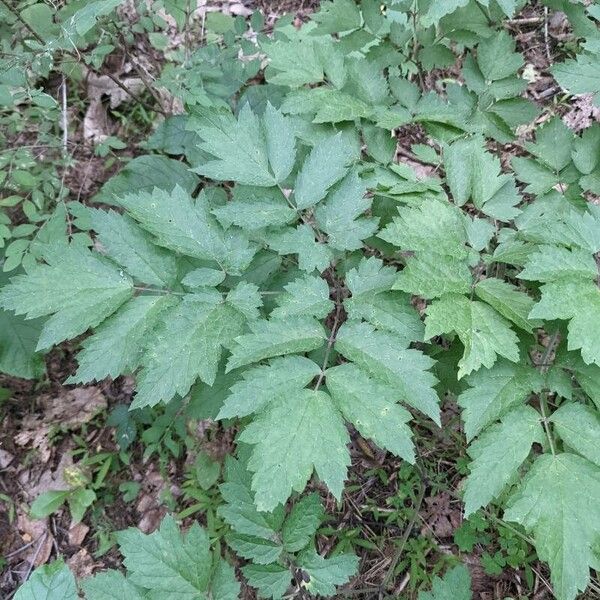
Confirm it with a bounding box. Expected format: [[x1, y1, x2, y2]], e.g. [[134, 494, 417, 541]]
[[16, 514, 54, 567], [68, 522, 90, 546], [40, 387, 107, 427], [0, 448, 14, 468], [67, 548, 95, 579]]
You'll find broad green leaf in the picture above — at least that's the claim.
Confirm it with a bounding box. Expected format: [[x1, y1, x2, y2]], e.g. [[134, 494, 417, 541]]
[[552, 54, 600, 102], [572, 124, 600, 174], [14, 561, 77, 600], [192, 106, 276, 186], [551, 403, 600, 467], [477, 31, 523, 81], [326, 363, 415, 462], [239, 390, 350, 511], [425, 294, 520, 378], [267, 224, 333, 272], [282, 88, 369, 123], [0, 244, 133, 351], [0, 309, 44, 379], [226, 281, 262, 321], [298, 550, 358, 597], [69, 295, 175, 383], [346, 59, 389, 105], [64, 0, 123, 36], [264, 40, 324, 87], [282, 493, 323, 553], [228, 534, 283, 565], [474, 278, 538, 333], [505, 453, 600, 600], [271, 274, 333, 320], [311, 0, 361, 33], [423, 0, 469, 25], [264, 103, 297, 182], [556, 353, 600, 410], [379, 198, 467, 258], [182, 268, 226, 288], [210, 560, 241, 600], [294, 134, 355, 210], [242, 563, 291, 600], [345, 257, 397, 296], [463, 406, 543, 516], [334, 321, 440, 424], [30, 489, 70, 520], [82, 570, 145, 600], [96, 155, 198, 204], [314, 170, 378, 251], [89, 208, 178, 287], [418, 565, 472, 600], [132, 298, 245, 408], [523, 117, 573, 172], [518, 246, 598, 282], [212, 186, 295, 231], [225, 317, 326, 372], [218, 355, 321, 419], [511, 156, 559, 195], [117, 515, 213, 598], [458, 361, 543, 441], [118, 186, 255, 275], [393, 253, 472, 300]]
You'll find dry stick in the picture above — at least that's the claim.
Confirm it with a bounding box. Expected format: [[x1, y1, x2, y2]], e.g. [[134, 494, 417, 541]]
[[60, 74, 68, 157]]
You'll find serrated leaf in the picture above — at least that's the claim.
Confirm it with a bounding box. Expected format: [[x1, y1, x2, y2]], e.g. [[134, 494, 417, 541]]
[[267, 224, 333, 272], [551, 403, 600, 467], [218, 355, 321, 419], [242, 563, 291, 600], [226, 281, 262, 321], [552, 54, 600, 101], [118, 186, 255, 275], [182, 268, 226, 288], [271, 274, 333, 320], [82, 571, 145, 600], [282, 493, 323, 553], [572, 124, 600, 174], [524, 117, 574, 172], [463, 406, 543, 516], [418, 565, 472, 600], [505, 453, 600, 600], [264, 103, 296, 182], [423, 0, 469, 25], [212, 186, 295, 231], [334, 321, 440, 424], [225, 317, 325, 373], [518, 246, 598, 282], [264, 40, 323, 87], [239, 390, 350, 511], [326, 363, 415, 462], [132, 298, 245, 408], [69, 295, 175, 383], [345, 257, 397, 296], [228, 534, 283, 565], [311, 0, 361, 33], [0, 244, 133, 351], [294, 133, 355, 210], [90, 208, 178, 287], [477, 31, 523, 81], [314, 170, 378, 251], [14, 561, 77, 600], [0, 308, 44, 379], [298, 550, 358, 597], [192, 106, 276, 186], [210, 560, 240, 600], [117, 515, 214, 599], [474, 278, 539, 333], [425, 294, 520, 378]]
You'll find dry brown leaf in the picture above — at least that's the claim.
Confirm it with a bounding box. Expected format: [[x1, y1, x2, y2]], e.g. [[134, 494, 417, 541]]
[[16, 514, 54, 567], [67, 549, 95, 579], [68, 522, 90, 546], [40, 387, 107, 427]]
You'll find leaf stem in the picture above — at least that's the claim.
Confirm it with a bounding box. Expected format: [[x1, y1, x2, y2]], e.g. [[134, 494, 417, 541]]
[[536, 330, 560, 456]]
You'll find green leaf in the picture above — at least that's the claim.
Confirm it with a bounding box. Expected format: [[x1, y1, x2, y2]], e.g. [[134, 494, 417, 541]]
[[89, 208, 178, 287], [572, 124, 600, 174], [294, 133, 355, 210], [82, 570, 145, 600], [458, 361, 543, 441], [418, 565, 472, 600], [264, 40, 324, 87], [192, 106, 276, 186], [182, 268, 226, 288], [425, 294, 520, 379], [552, 54, 600, 101], [311, 0, 361, 33], [524, 117, 574, 172], [298, 550, 358, 597], [271, 274, 333, 320], [551, 403, 600, 467], [30, 489, 70, 520], [69, 296, 175, 383], [282, 88, 369, 123], [226, 282, 262, 321], [242, 563, 291, 600], [96, 155, 198, 204], [132, 298, 245, 408], [314, 170, 378, 251], [226, 317, 326, 373], [210, 560, 241, 600], [0, 244, 133, 351], [477, 31, 523, 81], [118, 186, 255, 275], [267, 224, 333, 272], [518, 246, 598, 282], [326, 363, 415, 462], [474, 278, 538, 333], [213, 186, 295, 231], [463, 406, 543, 516], [282, 493, 323, 553], [505, 453, 600, 600], [228, 534, 283, 565], [423, 0, 469, 25], [117, 515, 214, 598], [0, 308, 44, 379], [218, 355, 321, 419], [334, 321, 440, 424], [239, 389, 350, 511], [264, 103, 297, 183], [65, 0, 123, 37], [14, 561, 77, 600]]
